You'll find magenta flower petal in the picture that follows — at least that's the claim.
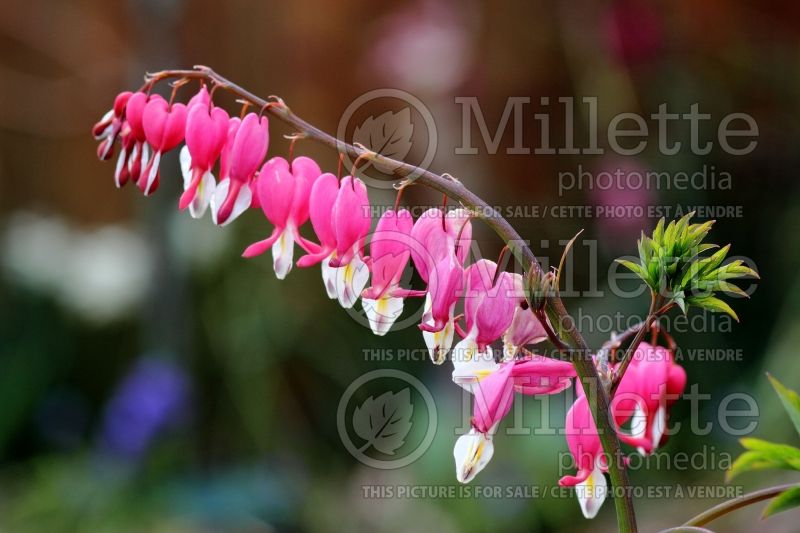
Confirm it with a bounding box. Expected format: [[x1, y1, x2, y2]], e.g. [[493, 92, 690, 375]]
[[331, 176, 370, 266]]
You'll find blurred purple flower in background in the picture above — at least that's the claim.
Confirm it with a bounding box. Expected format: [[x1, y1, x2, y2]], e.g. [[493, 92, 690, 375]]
[[100, 356, 191, 460]]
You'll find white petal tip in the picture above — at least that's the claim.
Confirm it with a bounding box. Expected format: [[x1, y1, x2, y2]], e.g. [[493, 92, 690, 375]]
[[363, 296, 404, 336], [576, 467, 607, 519], [453, 430, 493, 484]]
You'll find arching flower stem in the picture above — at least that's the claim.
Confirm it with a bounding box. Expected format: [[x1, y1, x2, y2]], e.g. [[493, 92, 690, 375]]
[[143, 65, 638, 532]]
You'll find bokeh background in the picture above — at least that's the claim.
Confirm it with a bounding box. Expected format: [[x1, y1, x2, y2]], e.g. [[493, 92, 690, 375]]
[[2, 0, 800, 531]]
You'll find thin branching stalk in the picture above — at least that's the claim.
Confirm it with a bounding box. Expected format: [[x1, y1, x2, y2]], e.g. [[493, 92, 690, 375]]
[[611, 292, 660, 394], [679, 483, 800, 528]]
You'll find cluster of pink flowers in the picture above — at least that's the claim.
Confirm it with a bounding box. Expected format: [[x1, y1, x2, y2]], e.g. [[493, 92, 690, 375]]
[[93, 86, 266, 225], [94, 85, 686, 519]]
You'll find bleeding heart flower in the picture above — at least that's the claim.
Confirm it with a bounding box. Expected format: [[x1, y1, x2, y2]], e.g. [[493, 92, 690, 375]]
[[502, 273, 547, 360], [211, 112, 269, 226], [296, 172, 340, 297], [612, 342, 686, 455], [242, 156, 322, 279], [329, 176, 371, 266], [559, 344, 685, 519], [361, 209, 425, 335], [453, 355, 575, 483], [179, 102, 230, 218], [420, 257, 464, 363], [559, 390, 609, 519], [138, 95, 188, 196], [290, 174, 370, 307], [451, 259, 516, 368], [411, 208, 472, 364], [96, 91, 144, 189], [121, 91, 150, 187], [111, 127, 136, 189], [453, 352, 574, 404], [410, 207, 472, 282], [454, 428, 495, 484], [421, 297, 456, 364], [93, 91, 132, 161], [186, 85, 211, 109], [326, 176, 371, 309]]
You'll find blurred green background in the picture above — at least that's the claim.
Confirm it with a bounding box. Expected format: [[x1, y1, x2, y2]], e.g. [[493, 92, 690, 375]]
[[1, 0, 800, 531]]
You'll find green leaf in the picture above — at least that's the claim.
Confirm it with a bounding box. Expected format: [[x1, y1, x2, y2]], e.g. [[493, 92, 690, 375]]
[[727, 439, 800, 481], [686, 295, 739, 321], [739, 438, 800, 466], [687, 220, 715, 248], [714, 262, 760, 280], [680, 260, 704, 289], [700, 244, 731, 274], [739, 437, 776, 451], [695, 243, 719, 255], [763, 486, 800, 519], [675, 215, 692, 252], [674, 295, 687, 314], [728, 451, 792, 481], [694, 279, 749, 298], [768, 374, 800, 437], [652, 218, 665, 244], [664, 219, 678, 253], [615, 214, 758, 317], [714, 281, 750, 298], [616, 259, 650, 284], [638, 235, 654, 266]]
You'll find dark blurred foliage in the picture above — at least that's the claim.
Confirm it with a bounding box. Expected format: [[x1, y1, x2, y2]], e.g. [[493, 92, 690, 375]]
[[1, 0, 800, 531]]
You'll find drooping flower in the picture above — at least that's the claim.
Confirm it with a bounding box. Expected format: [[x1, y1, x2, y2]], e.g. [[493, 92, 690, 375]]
[[451, 347, 499, 393], [502, 273, 548, 360], [121, 91, 150, 187], [114, 130, 137, 189], [93, 90, 144, 189], [179, 102, 230, 218], [361, 209, 424, 335], [559, 390, 608, 519], [186, 84, 211, 109], [93, 91, 132, 161], [330, 176, 371, 267], [558, 343, 686, 518], [410, 208, 472, 363], [138, 95, 188, 196], [453, 355, 575, 482], [242, 156, 322, 279], [473, 356, 575, 427], [454, 428, 495, 484], [211, 113, 269, 226], [451, 259, 516, 366], [296, 172, 340, 297], [612, 342, 686, 455], [420, 256, 464, 363], [409, 207, 471, 282], [327, 176, 371, 308], [450, 266, 569, 484]]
